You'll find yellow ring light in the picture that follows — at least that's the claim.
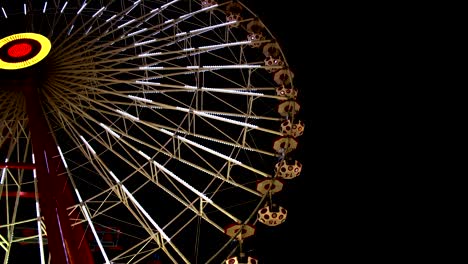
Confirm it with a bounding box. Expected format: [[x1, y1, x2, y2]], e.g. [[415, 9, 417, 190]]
[[0, 33, 51, 70]]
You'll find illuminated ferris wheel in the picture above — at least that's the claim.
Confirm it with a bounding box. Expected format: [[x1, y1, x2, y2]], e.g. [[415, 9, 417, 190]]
[[0, 1, 304, 263]]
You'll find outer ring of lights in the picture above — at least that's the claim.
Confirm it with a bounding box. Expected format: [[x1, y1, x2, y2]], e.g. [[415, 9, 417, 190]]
[[0, 33, 51, 70]]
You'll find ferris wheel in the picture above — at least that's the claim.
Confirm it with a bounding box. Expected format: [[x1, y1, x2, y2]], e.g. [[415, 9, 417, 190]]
[[0, 1, 304, 263]]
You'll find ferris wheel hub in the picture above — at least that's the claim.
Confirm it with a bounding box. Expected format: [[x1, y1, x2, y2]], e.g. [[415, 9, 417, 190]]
[[0, 33, 51, 70]]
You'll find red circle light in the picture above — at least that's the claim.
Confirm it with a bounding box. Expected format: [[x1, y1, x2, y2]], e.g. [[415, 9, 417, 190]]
[[7, 43, 33, 58]]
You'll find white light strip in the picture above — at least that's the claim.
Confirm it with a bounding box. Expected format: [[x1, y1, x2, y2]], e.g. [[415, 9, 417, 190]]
[[106, 14, 116, 23], [199, 40, 251, 50], [77, 1, 87, 15], [138, 40, 253, 60], [200, 4, 218, 12], [138, 150, 151, 161], [118, 18, 135, 29], [201, 87, 264, 96], [134, 39, 157, 47], [159, 128, 174, 136], [128, 95, 153, 103], [203, 64, 260, 69], [127, 28, 147, 37], [85, 26, 92, 35], [179, 4, 218, 19], [108, 170, 171, 241], [57, 146, 69, 169], [138, 51, 161, 57], [60, 1, 68, 13], [138, 40, 252, 59], [152, 160, 213, 203], [99, 123, 121, 138], [0, 158, 7, 184], [139, 66, 163, 70], [74, 188, 83, 202], [24, 4, 27, 15], [136, 80, 160, 85], [35, 201, 45, 264], [67, 24, 74, 35], [124, 184, 171, 241], [73, 186, 111, 263], [35, 201, 41, 218], [139, 65, 260, 71], [115, 109, 139, 120], [92, 7, 105, 17], [32, 153, 45, 264], [43, 2, 47, 13], [190, 21, 236, 34], [2, 7, 7, 18], [124, 3, 138, 15], [195, 110, 258, 129], [175, 106, 189, 113], [161, 0, 178, 9], [109, 171, 119, 183], [82, 205, 110, 262], [176, 135, 242, 165], [80, 135, 96, 155]]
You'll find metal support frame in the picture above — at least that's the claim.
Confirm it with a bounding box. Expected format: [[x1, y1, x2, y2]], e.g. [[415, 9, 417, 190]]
[[21, 80, 95, 264]]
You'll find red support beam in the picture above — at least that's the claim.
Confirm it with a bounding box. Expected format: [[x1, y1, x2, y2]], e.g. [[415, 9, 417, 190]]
[[22, 81, 95, 264], [0, 162, 36, 170], [1, 191, 36, 198]]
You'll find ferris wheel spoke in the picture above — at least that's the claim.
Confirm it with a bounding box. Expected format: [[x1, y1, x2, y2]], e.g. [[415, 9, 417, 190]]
[[48, 78, 281, 141], [82, 120, 252, 226], [134, 19, 239, 56], [45, 92, 264, 235], [51, 65, 272, 85], [53, 3, 253, 70], [52, 1, 186, 64], [46, 84, 282, 181], [63, 109, 263, 201], [53, 0, 150, 47], [136, 40, 262, 67], [49, 1, 91, 46], [54, 38, 259, 70], [70, 141, 193, 263]]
